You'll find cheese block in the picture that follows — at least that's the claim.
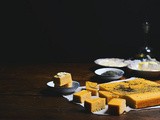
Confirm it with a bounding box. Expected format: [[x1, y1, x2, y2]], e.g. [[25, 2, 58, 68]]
[[99, 78, 160, 97], [124, 92, 160, 109], [53, 72, 72, 87], [108, 98, 126, 115], [85, 81, 99, 96], [99, 91, 119, 103], [73, 90, 91, 103], [84, 98, 106, 112]]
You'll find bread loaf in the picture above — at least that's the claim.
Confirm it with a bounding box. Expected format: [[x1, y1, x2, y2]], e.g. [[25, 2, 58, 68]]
[[124, 92, 160, 109], [99, 78, 160, 97]]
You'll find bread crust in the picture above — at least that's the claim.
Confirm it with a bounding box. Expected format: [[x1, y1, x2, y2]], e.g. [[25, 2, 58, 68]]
[[124, 92, 160, 109]]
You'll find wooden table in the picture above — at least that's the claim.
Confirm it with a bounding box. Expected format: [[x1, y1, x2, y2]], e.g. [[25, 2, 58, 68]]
[[0, 63, 160, 120]]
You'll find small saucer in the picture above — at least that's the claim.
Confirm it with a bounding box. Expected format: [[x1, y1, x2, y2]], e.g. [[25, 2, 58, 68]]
[[47, 81, 80, 95], [94, 68, 124, 80]]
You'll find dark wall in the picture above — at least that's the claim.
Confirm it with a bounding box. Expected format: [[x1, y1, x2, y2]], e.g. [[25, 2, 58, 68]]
[[1, 0, 160, 63]]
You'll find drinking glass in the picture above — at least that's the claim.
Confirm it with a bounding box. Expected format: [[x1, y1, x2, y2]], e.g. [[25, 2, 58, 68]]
[[135, 21, 153, 60]]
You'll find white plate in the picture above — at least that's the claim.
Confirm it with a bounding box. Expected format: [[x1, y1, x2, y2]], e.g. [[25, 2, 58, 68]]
[[94, 68, 124, 80], [47, 81, 80, 95], [94, 58, 131, 68]]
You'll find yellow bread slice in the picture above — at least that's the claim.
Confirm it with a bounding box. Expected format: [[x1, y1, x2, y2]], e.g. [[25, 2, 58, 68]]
[[99, 78, 160, 97], [73, 90, 91, 103], [86, 87, 98, 96], [86, 81, 98, 89], [63, 82, 72, 87], [124, 92, 160, 109], [84, 98, 106, 112], [108, 98, 126, 115], [99, 91, 119, 103], [85, 81, 99, 96], [53, 72, 72, 87]]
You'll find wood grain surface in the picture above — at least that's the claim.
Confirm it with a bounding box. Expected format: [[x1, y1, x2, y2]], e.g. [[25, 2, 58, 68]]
[[0, 63, 160, 120]]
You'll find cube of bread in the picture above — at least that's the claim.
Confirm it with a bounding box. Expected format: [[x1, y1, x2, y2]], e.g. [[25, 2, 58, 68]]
[[73, 90, 91, 103], [108, 98, 126, 115], [124, 92, 160, 109], [86, 81, 98, 89], [84, 98, 106, 112], [86, 81, 99, 96], [86, 87, 98, 96], [53, 72, 72, 87], [63, 82, 72, 87], [99, 91, 119, 103]]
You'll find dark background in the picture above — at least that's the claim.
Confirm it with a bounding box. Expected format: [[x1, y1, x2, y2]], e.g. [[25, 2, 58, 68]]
[[1, 0, 160, 63]]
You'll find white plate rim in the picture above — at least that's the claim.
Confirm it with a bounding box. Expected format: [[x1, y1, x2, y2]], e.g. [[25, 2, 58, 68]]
[[94, 58, 129, 67], [46, 81, 80, 94]]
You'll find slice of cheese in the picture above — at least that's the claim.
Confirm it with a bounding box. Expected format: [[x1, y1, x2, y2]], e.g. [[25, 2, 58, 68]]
[[53, 72, 72, 87], [85, 81, 99, 96], [73, 90, 91, 103], [124, 92, 160, 109], [99, 91, 119, 103], [84, 98, 106, 112], [108, 98, 126, 115]]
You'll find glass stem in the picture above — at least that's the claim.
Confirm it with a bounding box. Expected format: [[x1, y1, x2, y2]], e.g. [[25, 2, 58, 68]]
[[143, 21, 150, 48]]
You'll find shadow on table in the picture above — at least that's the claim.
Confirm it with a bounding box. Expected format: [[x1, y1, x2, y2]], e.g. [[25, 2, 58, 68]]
[[89, 65, 102, 72], [40, 88, 63, 97], [90, 75, 123, 84]]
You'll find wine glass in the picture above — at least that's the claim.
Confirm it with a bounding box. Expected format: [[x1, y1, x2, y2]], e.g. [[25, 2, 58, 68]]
[[135, 20, 154, 61]]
